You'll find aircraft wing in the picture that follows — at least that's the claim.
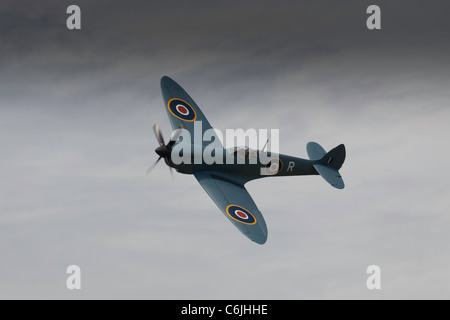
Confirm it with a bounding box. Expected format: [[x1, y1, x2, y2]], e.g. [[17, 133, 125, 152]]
[[160, 76, 222, 147], [194, 171, 268, 244]]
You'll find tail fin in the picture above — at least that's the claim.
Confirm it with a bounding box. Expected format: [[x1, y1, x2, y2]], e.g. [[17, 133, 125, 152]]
[[307, 142, 346, 189]]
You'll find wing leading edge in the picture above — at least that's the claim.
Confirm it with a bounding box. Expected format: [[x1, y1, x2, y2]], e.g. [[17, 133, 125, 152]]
[[194, 171, 268, 244]]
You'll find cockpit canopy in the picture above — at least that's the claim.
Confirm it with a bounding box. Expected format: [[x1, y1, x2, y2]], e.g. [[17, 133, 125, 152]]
[[227, 146, 259, 159]]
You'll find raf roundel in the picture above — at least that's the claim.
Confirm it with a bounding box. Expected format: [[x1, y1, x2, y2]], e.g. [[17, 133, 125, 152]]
[[226, 205, 257, 225], [168, 98, 197, 122], [264, 157, 283, 175]]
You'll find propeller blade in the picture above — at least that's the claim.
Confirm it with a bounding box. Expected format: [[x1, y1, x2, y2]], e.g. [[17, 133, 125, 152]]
[[146, 156, 162, 175], [152, 122, 165, 146], [169, 166, 174, 180], [167, 128, 183, 149]]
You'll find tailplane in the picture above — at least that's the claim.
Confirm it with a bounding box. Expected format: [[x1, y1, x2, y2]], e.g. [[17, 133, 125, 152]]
[[307, 142, 346, 189]]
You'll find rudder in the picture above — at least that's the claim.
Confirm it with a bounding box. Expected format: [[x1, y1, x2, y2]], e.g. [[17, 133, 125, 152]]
[[320, 144, 345, 170]]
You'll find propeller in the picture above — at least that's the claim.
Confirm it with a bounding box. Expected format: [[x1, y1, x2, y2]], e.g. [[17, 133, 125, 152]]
[[147, 122, 183, 175], [152, 122, 165, 146]]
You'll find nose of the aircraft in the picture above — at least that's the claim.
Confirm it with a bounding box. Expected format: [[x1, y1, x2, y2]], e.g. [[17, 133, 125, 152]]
[[155, 145, 170, 158]]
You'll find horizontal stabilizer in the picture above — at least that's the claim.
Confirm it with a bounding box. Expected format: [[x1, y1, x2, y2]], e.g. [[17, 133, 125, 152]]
[[307, 142, 326, 160], [313, 164, 345, 189]]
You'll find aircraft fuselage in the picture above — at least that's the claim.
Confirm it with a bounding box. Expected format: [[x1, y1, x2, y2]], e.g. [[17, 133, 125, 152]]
[[165, 145, 319, 184]]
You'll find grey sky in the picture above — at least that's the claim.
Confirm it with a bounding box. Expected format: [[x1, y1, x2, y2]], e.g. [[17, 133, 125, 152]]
[[1, 0, 450, 299]]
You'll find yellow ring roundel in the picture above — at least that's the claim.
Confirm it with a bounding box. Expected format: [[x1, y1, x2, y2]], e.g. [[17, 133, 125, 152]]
[[226, 205, 257, 225], [264, 157, 283, 175], [167, 98, 197, 122]]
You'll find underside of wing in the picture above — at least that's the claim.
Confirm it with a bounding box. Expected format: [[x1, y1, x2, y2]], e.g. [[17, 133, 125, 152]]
[[160, 76, 222, 148], [194, 171, 268, 244]]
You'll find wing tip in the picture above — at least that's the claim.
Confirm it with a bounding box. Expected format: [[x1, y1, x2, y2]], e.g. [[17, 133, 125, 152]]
[[249, 230, 268, 245], [160, 75, 178, 88], [252, 237, 267, 245]]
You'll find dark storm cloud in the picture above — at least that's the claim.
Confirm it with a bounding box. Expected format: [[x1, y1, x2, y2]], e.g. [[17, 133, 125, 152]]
[[1, 0, 449, 97], [1, 0, 448, 113]]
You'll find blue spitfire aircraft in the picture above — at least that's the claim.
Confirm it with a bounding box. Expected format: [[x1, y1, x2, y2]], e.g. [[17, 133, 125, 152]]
[[149, 76, 346, 244]]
